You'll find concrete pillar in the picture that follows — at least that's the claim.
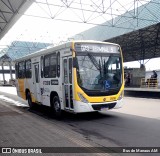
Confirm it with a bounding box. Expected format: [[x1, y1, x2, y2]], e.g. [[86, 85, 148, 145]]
[[2, 63, 5, 84], [9, 63, 13, 80]]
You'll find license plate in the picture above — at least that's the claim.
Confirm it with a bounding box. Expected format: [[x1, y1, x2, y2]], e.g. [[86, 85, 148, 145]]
[[101, 107, 109, 111]]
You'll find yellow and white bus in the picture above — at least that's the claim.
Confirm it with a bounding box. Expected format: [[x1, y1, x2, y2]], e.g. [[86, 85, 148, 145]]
[[15, 40, 124, 116]]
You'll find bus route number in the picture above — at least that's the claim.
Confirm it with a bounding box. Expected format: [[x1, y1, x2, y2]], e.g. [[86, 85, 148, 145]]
[[81, 45, 90, 51]]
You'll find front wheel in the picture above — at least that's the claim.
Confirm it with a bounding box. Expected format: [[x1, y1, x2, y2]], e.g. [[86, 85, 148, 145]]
[[52, 96, 62, 118]]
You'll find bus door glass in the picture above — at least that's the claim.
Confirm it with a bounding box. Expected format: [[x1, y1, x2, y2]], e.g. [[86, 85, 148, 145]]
[[33, 63, 41, 102], [63, 57, 73, 110]]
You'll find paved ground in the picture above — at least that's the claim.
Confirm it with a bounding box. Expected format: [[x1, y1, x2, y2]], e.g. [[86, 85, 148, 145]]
[[0, 87, 160, 156], [112, 97, 160, 119]]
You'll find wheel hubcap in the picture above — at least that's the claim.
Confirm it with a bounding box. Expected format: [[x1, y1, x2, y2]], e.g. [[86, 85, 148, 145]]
[[54, 101, 60, 112]]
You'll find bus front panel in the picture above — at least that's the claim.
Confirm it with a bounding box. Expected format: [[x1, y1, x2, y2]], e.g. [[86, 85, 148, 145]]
[[72, 42, 124, 113]]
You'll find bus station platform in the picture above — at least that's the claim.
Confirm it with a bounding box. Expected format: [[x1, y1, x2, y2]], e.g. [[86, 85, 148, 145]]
[[124, 87, 160, 98]]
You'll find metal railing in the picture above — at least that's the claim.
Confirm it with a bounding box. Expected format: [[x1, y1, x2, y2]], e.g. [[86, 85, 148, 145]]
[[141, 78, 158, 88]]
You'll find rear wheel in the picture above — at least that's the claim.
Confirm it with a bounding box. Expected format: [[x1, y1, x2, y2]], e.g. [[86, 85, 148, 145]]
[[52, 96, 62, 118], [27, 92, 33, 108]]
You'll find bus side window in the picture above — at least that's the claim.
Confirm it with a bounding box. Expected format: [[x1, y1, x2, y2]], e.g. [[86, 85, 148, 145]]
[[64, 59, 68, 83], [35, 65, 40, 83], [50, 54, 56, 78], [44, 56, 50, 78], [18, 61, 25, 78], [69, 58, 72, 83], [57, 52, 60, 77], [26, 59, 32, 78], [41, 56, 44, 78]]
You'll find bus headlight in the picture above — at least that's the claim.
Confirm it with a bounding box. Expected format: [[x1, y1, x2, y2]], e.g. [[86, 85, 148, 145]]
[[118, 91, 124, 100], [78, 93, 89, 103]]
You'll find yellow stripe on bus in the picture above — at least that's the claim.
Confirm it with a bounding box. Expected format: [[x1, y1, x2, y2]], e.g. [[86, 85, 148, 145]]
[[18, 79, 26, 100]]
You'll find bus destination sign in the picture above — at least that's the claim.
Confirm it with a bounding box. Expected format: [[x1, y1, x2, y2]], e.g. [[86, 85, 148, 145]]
[[75, 43, 119, 53]]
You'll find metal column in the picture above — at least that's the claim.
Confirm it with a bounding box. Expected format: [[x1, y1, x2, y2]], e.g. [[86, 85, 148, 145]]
[[9, 63, 13, 80], [2, 63, 6, 84]]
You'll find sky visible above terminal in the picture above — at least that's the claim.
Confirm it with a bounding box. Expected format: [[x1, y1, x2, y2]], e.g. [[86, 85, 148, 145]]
[[0, 0, 150, 46]]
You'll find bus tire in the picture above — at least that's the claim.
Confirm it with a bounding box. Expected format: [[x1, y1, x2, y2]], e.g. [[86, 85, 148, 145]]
[[52, 96, 62, 118], [27, 92, 33, 108]]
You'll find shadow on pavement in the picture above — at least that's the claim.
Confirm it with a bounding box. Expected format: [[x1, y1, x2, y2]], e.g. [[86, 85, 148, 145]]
[[19, 104, 117, 122]]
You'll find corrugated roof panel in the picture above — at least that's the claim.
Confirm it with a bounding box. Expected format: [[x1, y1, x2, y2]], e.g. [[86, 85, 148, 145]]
[[0, 41, 51, 60], [75, 0, 160, 41]]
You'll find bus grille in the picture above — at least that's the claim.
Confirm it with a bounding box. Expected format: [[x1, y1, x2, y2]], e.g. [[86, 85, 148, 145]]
[[92, 102, 116, 111]]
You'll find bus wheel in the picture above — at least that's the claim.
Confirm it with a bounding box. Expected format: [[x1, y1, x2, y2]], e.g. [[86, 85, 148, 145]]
[[27, 92, 33, 108], [52, 96, 62, 117]]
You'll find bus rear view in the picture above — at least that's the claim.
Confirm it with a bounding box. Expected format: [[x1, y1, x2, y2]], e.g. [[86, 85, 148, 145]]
[[72, 41, 124, 113]]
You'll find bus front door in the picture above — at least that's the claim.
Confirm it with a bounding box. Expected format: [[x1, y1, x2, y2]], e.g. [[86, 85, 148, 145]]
[[33, 63, 41, 102], [63, 57, 73, 110]]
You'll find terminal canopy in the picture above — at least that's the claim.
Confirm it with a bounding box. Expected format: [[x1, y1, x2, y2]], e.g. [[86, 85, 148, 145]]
[[0, 0, 160, 63]]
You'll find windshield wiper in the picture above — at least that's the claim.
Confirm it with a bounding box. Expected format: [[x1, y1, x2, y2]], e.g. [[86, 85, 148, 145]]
[[87, 53, 101, 71]]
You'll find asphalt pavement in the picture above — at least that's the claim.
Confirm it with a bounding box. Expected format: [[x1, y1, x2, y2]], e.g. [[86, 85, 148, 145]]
[[0, 88, 160, 156]]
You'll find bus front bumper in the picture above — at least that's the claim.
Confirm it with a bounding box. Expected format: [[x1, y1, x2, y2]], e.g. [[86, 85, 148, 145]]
[[73, 99, 123, 113]]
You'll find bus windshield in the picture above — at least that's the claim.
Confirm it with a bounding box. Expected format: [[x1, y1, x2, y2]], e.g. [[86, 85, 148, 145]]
[[76, 53, 122, 92]]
